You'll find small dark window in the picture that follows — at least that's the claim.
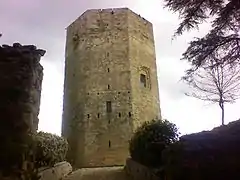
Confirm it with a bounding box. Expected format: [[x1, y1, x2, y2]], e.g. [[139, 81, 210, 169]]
[[106, 101, 112, 113], [140, 74, 147, 87], [98, 113, 100, 118], [109, 140, 111, 148], [128, 91, 130, 93], [118, 113, 121, 117], [87, 92, 89, 95], [129, 112, 132, 117], [97, 92, 99, 95], [87, 114, 90, 118], [108, 84, 110, 89], [107, 68, 110, 72], [107, 52, 109, 57], [118, 92, 121, 94]]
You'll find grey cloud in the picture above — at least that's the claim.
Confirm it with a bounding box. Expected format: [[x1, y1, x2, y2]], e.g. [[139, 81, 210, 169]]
[[2, 0, 223, 135]]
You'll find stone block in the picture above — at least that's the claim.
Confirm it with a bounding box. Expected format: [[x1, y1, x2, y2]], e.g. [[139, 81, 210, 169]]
[[38, 161, 72, 180]]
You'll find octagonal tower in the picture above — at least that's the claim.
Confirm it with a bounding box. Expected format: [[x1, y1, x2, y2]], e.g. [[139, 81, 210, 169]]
[[62, 8, 161, 168]]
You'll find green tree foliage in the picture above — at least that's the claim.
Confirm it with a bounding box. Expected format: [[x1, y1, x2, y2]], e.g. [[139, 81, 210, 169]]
[[163, 0, 240, 73], [129, 119, 179, 167], [182, 57, 240, 126], [34, 131, 68, 167]]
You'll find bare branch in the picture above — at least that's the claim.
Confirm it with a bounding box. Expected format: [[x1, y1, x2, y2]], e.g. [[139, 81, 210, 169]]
[[183, 54, 240, 125]]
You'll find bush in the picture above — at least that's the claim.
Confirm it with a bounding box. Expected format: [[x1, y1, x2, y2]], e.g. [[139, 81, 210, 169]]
[[129, 119, 179, 167], [34, 131, 68, 167]]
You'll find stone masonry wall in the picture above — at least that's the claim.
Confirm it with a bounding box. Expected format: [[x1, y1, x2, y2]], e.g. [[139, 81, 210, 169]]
[[125, 158, 159, 180], [63, 8, 161, 168], [0, 43, 45, 178], [0, 43, 45, 132], [127, 10, 161, 130]]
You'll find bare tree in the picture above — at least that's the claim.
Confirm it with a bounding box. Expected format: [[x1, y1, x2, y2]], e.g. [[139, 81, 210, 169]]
[[182, 56, 240, 126]]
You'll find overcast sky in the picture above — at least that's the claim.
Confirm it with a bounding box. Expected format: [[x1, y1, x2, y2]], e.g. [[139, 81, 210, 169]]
[[1, 0, 240, 136]]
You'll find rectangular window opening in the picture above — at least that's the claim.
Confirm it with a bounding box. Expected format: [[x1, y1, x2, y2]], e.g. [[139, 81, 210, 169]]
[[140, 74, 147, 87], [108, 84, 110, 89], [107, 68, 110, 72], [97, 113, 100, 118], [106, 101, 112, 113], [87, 114, 90, 118], [118, 113, 121, 117], [109, 140, 111, 148], [129, 112, 132, 117]]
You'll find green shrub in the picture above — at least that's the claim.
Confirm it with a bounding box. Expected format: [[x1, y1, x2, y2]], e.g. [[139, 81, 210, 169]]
[[129, 119, 179, 167], [34, 131, 68, 167]]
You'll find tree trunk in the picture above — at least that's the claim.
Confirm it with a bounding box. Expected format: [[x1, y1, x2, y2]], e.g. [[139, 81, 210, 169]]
[[221, 103, 224, 126]]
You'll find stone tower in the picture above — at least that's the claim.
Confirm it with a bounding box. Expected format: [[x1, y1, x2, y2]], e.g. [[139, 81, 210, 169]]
[[62, 8, 161, 168]]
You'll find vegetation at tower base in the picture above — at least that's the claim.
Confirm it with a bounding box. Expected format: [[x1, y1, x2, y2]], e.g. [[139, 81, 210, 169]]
[[129, 119, 179, 168], [163, 0, 240, 75], [0, 43, 45, 179], [162, 119, 240, 180], [34, 131, 68, 167]]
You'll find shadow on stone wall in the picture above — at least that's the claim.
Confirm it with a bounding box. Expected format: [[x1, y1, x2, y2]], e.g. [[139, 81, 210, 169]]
[[125, 158, 159, 180], [163, 119, 240, 180], [0, 43, 45, 179]]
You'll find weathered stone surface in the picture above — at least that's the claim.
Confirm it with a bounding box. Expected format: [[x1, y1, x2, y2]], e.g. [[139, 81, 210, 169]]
[[0, 43, 45, 132], [63, 166, 132, 180], [38, 161, 72, 180], [125, 158, 159, 180], [164, 119, 240, 180], [0, 43, 45, 177], [62, 7, 161, 168]]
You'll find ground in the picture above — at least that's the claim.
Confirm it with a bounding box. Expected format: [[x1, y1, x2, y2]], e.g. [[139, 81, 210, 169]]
[[63, 166, 132, 180]]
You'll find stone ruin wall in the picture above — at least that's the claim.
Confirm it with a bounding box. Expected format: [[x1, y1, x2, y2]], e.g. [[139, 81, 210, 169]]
[[0, 43, 45, 133], [0, 42, 45, 178]]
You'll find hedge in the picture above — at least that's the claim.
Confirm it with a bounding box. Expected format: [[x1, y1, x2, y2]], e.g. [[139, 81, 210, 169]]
[[34, 131, 68, 167], [129, 119, 179, 168]]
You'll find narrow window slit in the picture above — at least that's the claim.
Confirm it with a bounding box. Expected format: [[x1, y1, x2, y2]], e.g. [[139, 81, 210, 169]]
[[106, 101, 112, 113], [140, 74, 147, 87], [129, 112, 132, 117]]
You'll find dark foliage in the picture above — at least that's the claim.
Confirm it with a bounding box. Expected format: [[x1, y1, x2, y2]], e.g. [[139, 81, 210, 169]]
[[129, 119, 179, 167], [162, 119, 240, 180], [163, 0, 240, 73]]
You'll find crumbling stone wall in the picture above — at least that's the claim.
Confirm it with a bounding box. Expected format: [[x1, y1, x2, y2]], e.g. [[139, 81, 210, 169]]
[[0, 43, 45, 179]]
